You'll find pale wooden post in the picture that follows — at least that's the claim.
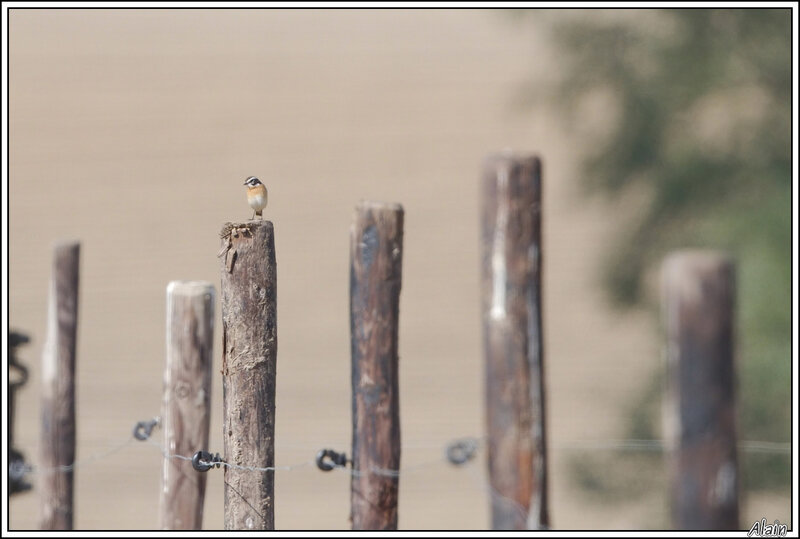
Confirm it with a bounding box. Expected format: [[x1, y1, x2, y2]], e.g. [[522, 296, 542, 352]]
[[481, 154, 549, 530], [40, 241, 80, 530], [160, 281, 215, 529], [662, 250, 739, 530]]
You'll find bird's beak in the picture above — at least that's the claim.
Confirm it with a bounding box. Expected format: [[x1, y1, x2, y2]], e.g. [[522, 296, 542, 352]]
[[243, 181, 249, 185]]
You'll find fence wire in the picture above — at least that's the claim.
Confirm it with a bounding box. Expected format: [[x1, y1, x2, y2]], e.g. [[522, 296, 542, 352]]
[[12, 415, 790, 482]]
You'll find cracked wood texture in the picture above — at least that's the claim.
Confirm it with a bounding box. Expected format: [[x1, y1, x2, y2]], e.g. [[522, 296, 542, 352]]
[[219, 221, 277, 530], [160, 281, 215, 530], [40, 241, 80, 530], [481, 154, 549, 530], [350, 201, 404, 530], [662, 251, 739, 530]]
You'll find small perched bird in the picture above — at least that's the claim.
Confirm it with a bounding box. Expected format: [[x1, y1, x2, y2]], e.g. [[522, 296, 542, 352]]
[[243, 176, 268, 220]]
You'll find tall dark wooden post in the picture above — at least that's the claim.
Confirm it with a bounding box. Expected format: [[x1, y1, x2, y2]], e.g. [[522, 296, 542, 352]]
[[481, 154, 549, 530], [40, 241, 80, 530], [349, 201, 404, 530], [662, 250, 739, 530], [219, 221, 277, 530]]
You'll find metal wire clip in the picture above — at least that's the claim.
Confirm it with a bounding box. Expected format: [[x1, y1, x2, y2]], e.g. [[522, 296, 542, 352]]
[[192, 451, 223, 472], [132, 418, 160, 441], [445, 437, 479, 466], [316, 449, 348, 471]]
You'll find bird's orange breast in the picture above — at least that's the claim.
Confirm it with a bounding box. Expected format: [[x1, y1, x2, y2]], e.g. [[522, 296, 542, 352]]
[[246, 184, 267, 197], [246, 184, 268, 209]]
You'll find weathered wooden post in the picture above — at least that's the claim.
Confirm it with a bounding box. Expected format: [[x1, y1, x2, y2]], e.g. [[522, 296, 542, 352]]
[[219, 221, 277, 530], [662, 250, 739, 530], [481, 154, 549, 530], [160, 281, 215, 530], [349, 201, 404, 530], [40, 241, 80, 530]]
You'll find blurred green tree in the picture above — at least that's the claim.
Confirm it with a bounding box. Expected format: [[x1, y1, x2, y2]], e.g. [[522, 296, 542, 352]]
[[521, 8, 791, 497]]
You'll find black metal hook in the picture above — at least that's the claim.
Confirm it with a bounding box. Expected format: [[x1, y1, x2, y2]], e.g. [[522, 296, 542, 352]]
[[9, 330, 32, 496], [133, 418, 159, 441], [9, 341, 29, 389], [9, 448, 31, 495], [445, 438, 479, 466], [192, 451, 223, 472], [316, 449, 348, 471]]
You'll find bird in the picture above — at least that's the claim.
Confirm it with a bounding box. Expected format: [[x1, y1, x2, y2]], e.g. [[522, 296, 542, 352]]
[[243, 176, 268, 220]]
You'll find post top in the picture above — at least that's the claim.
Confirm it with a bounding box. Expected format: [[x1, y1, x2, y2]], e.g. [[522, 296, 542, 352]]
[[222, 220, 274, 228], [220, 220, 274, 239], [483, 152, 541, 169], [167, 281, 215, 296], [663, 249, 733, 272], [53, 240, 81, 250], [356, 200, 404, 213]]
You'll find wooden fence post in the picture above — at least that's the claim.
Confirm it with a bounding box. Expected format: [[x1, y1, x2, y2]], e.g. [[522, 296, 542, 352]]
[[349, 201, 404, 530], [662, 250, 739, 530], [159, 281, 215, 529], [40, 241, 80, 530], [481, 154, 549, 530], [219, 221, 277, 530]]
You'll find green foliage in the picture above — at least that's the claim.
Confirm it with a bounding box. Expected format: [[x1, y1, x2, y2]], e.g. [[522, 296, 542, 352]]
[[530, 9, 791, 306], [568, 450, 665, 503], [520, 8, 792, 496]]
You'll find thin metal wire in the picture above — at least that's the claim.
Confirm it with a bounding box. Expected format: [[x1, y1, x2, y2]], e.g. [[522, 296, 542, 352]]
[[145, 439, 316, 473], [334, 457, 443, 479], [738, 441, 792, 455], [13, 414, 790, 479], [13, 436, 137, 476], [555, 438, 791, 454]]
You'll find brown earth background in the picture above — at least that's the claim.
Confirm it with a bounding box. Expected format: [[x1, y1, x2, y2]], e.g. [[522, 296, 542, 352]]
[[7, 8, 790, 530]]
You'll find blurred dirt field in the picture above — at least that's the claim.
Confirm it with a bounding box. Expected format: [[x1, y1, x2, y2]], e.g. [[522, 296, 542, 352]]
[[7, 9, 789, 530]]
